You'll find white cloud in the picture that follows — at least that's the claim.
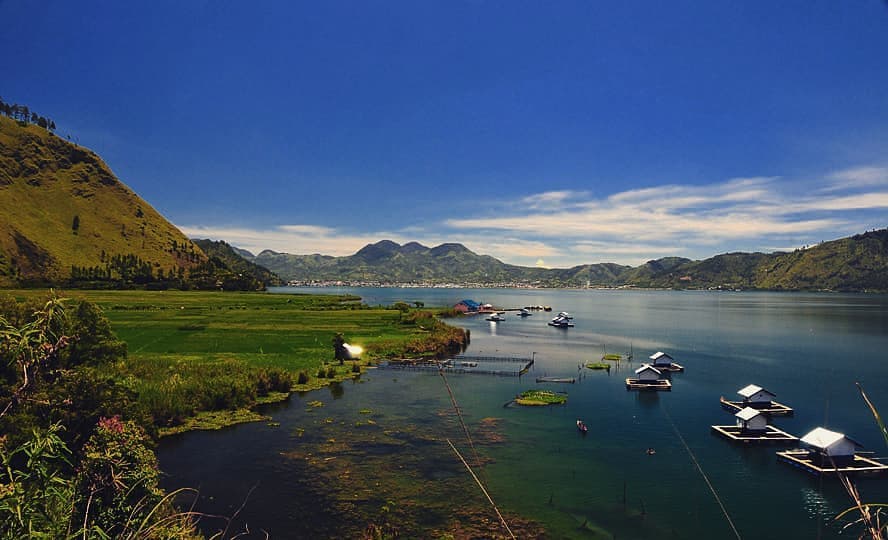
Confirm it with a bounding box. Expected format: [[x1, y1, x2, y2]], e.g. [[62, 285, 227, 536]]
[[520, 190, 588, 210], [181, 165, 888, 268], [179, 224, 411, 256], [824, 166, 888, 191]]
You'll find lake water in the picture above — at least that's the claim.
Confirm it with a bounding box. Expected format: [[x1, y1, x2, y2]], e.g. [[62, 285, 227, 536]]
[[158, 288, 888, 538]]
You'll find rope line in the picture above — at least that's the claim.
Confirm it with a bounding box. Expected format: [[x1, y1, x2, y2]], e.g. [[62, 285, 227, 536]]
[[446, 438, 516, 539], [438, 366, 484, 471], [437, 363, 514, 537], [661, 405, 742, 540]]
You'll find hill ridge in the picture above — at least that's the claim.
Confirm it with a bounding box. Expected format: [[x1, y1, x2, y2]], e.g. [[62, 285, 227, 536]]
[[249, 231, 888, 292]]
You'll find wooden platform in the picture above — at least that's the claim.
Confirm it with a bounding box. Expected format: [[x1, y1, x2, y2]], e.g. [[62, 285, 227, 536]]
[[383, 354, 535, 377], [653, 362, 684, 372], [720, 396, 794, 416], [536, 377, 576, 384], [711, 425, 798, 445], [625, 378, 672, 391], [776, 450, 888, 477]]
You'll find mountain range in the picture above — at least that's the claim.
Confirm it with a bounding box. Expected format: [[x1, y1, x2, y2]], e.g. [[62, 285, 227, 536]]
[[248, 230, 888, 292]]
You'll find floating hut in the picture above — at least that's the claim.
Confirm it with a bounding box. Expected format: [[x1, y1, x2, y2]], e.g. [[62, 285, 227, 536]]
[[625, 364, 671, 391], [777, 427, 888, 476], [711, 407, 798, 444], [649, 351, 684, 372], [720, 384, 793, 416]]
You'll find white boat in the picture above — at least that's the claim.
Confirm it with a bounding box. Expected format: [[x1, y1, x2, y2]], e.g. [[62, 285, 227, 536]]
[[548, 315, 574, 328], [557, 311, 573, 319], [486, 313, 506, 322], [517, 308, 532, 317]]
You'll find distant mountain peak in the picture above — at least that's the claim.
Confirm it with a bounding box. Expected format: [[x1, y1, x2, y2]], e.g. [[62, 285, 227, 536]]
[[354, 240, 402, 262], [400, 241, 428, 253], [430, 243, 473, 256]]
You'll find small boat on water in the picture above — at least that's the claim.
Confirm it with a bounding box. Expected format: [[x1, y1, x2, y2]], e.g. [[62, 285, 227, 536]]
[[548, 314, 574, 328], [577, 419, 588, 434], [517, 308, 533, 317], [486, 313, 506, 322], [557, 311, 573, 319]]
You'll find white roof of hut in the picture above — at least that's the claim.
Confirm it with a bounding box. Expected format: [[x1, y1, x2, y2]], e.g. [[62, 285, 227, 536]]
[[634, 363, 661, 375], [800, 427, 850, 448], [737, 384, 775, 399], [800, 427, 862, 455], [735, 407, 763, 422], [649, 351, 673, 362]]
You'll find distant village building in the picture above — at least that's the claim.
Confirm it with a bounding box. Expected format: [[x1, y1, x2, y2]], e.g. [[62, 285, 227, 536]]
[[453, 299, 481, 313], [735, 407, 768, 432]]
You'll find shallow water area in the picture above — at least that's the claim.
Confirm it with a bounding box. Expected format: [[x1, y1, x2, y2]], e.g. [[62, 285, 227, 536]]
[[158, 288, 888, 538]]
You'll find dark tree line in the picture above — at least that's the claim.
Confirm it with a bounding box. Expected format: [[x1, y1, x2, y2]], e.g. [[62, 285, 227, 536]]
[[70, 251, 266, 291], [0, 96, 56, 131]]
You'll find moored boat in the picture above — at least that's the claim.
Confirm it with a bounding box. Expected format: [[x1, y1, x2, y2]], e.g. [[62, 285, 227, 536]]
[[548, 314, 574, 327]]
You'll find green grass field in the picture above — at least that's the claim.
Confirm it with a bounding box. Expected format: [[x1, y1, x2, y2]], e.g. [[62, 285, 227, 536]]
[[8, 289, 409, 363], [4, 289, 463, 434]]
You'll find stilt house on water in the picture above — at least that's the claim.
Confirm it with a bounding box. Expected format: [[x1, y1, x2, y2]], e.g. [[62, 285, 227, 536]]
[[625, 364, 671, 391], [736, 407, 768, 432], [777, 427, 888, 476], [649, 351, 684, 372], [720, 384, 793, 416], [710, 407, 798, 444]]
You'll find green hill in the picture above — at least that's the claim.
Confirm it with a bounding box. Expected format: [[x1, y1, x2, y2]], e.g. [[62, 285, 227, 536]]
[[627, 230, 888, 291], [0, 115, 206, 286], [0, 114, 283, 290], [192, 238, 282, 289]]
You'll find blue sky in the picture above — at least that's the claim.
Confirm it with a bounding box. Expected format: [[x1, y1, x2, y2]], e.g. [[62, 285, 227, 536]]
[[3, 1, 887, 267]]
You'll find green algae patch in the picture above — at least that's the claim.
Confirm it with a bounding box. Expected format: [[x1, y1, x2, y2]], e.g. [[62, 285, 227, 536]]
[[586, 361, 611, 370], [158, 408, 270, 437], [515, 389, 567, 406], [256, 391, 291, 405]]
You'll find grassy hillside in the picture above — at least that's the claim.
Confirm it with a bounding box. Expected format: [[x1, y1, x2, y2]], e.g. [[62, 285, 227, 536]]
[[639, 230, 888, 291], [0, 115, 205, 286], [192, 238, 282, 288], [755, 229, 888, 291]]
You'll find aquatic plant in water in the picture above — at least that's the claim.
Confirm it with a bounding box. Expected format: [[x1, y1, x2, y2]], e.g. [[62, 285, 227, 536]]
[[515, 389, 567, 406]]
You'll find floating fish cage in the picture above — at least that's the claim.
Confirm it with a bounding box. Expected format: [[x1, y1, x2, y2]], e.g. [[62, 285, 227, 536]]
[[381, 354, 535, 377], [720, 396, 794, 416], [776, 450, 888, 477], [711, 425, 798, 445], [625, 378, 672, 391], [535, 376, 576, 384]]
